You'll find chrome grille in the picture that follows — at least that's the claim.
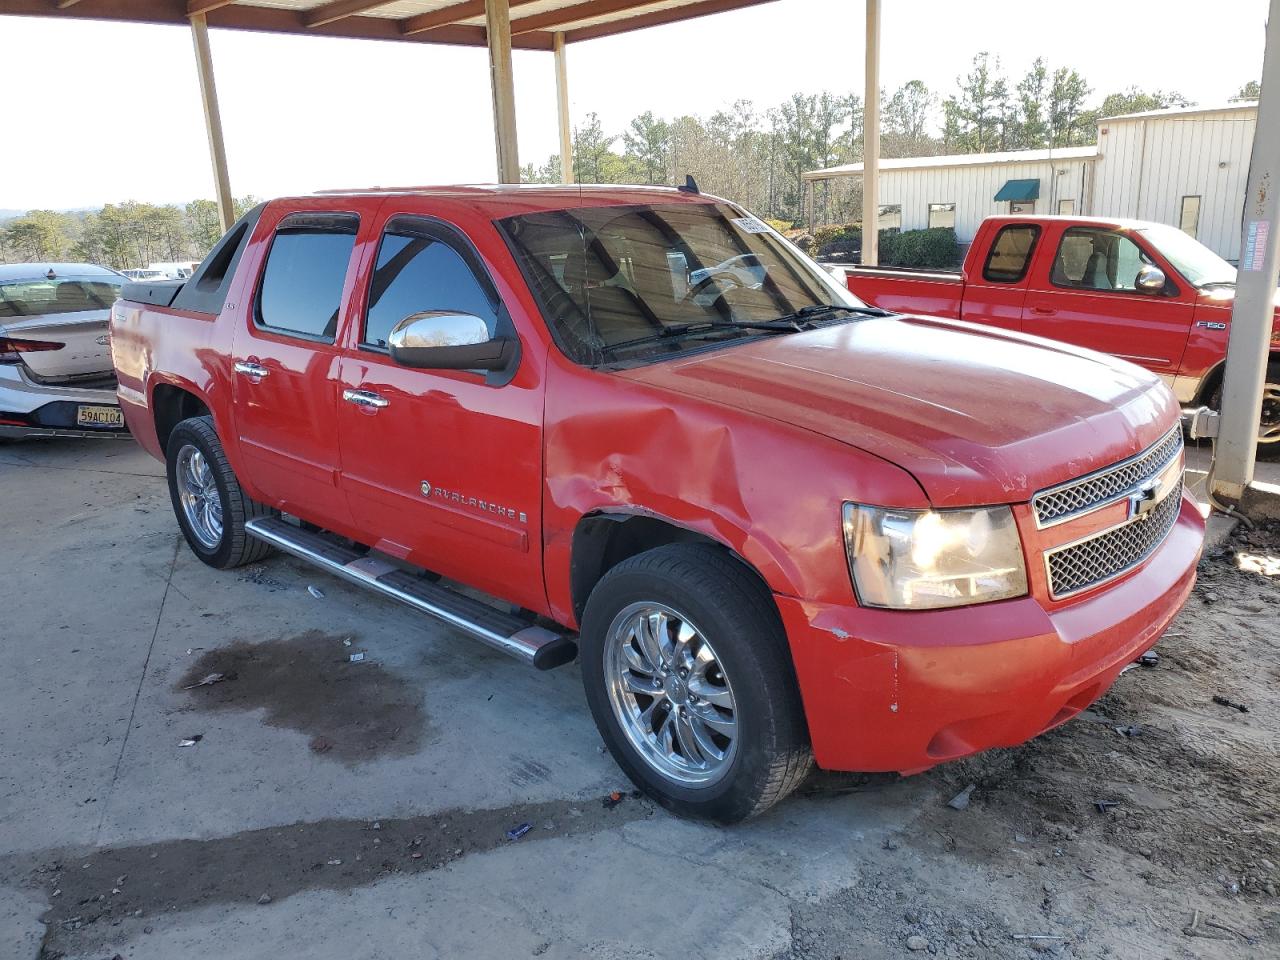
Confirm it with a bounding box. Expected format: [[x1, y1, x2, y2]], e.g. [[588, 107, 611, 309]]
[[1045, 479, 1183, 599], [1033, 428, 1183, 527]]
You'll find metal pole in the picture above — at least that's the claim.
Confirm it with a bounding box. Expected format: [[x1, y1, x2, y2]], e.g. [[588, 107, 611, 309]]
[[861, 0, 880, 266], [1211, 0, 1280, 501], [553, 32, 574, 184], [189, 13, 234, 233], [485, 0, 520, 183]]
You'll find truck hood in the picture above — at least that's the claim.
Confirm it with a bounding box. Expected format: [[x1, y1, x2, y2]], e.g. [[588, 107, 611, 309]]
[[620, 315, 1180, 507]]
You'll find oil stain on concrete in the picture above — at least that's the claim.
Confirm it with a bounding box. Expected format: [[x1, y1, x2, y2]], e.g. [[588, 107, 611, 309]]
[[176, 631, 428, 764]]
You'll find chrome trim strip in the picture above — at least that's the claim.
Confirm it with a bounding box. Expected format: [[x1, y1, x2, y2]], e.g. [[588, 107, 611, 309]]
[[245, 518, 574, 669], [1032, 425, 1183, 529], [1042, 470, 1183, 600]]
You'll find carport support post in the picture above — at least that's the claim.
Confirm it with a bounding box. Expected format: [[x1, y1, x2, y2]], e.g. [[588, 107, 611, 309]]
[[485, 0, 521, 183], [554, 32, 574, 183], [861, 0, 880, 266], [1210, 0, 1280, 502], [189, 13, 234, 233]]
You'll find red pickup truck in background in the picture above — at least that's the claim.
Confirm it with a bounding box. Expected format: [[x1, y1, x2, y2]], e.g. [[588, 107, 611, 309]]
[[842, 215, 1280, 447], [111, 189, 1202, 822]]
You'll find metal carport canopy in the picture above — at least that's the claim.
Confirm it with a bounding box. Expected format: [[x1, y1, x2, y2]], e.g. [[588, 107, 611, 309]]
[[0, 0, 778, 228]]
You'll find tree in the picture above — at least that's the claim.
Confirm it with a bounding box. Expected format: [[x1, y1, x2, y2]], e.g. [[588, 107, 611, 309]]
[[943, 53, 1011, 153], [1237, 79, 1262, 100], [622, 112, 672, 185], [1011, 59, 1050, 149], [572, 113, 629, 184], [882, 80, 939, 158], [2, 211, 75, 260], [1095, 87, 1191, 119], [1047, 67, 1093, 146]]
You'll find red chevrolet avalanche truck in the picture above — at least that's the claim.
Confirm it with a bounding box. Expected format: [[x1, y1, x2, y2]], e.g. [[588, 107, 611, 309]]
[[111, 187, 1203, 822], [842, 214, 1280, 447]]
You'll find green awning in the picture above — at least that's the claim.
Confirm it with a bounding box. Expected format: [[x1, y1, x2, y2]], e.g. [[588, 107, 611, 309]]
[[994, 178, 1040, 202]]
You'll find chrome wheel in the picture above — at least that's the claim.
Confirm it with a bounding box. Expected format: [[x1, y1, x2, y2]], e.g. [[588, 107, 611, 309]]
[[1261, 380, 1280, 444], [175, 443, 223, 549], [604, 601, 738, 786]]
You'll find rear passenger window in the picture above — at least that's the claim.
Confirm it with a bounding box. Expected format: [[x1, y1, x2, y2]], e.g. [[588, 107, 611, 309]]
[[256, 214, 358, 341], [982, 224, 1039, 283], [363, 228, 498, 349]]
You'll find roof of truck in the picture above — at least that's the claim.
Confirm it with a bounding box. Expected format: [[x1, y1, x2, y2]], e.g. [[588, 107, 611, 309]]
[[309, 183, 723, 213]]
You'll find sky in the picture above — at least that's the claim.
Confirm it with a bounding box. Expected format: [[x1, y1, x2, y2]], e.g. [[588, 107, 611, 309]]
[[0, 0, 1269, 211]]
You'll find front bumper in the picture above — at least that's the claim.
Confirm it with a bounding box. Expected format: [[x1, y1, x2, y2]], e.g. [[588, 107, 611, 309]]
[[779, 491, 1203, 774], [0, 364, 129, 439]]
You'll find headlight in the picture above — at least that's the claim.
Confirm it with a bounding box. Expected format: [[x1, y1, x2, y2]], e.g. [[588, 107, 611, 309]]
[[842, 503, 1027, 609]]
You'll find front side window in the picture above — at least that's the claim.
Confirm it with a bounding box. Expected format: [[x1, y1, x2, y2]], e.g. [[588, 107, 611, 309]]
[[1051, 227, 1156, 292], [878, 204, 901, 230], [928, 203, 956, 229], [256, 215, 358, 340], [0, 278, 121, 319], [983, 224, 1040, 283], [364, 228, 498, 348], [499, 202, 864, 366]]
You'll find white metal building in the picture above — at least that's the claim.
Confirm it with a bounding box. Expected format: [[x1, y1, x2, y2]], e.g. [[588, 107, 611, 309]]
[[805, 103, 1259, 261]]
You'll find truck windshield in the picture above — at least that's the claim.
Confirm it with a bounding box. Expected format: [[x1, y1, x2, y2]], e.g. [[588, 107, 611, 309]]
[[1137, 224, 1237, 288], [499, 202, 866, 365]]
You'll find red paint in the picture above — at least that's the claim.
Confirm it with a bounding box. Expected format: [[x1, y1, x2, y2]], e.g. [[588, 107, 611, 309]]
[[845, 215, 1280, 402], [112, 188, 1203, 776]]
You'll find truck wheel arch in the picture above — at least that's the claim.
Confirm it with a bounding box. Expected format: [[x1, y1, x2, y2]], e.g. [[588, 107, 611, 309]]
[[151, 382, 212, 454], [569, 511, 777, 623]]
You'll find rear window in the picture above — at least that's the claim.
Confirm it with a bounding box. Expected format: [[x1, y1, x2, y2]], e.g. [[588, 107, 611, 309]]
[[0, 278, 122, 319], [255, 215, 358, 341], [982, 224, 1039, 283]]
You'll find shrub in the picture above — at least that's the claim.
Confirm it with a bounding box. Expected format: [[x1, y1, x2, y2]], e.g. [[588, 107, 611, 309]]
[[877, 227, 958, 269], [765, 218, 793, 233]]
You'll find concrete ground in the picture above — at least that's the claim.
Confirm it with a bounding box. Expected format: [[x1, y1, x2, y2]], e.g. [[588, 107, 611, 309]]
[[1, 437, 1277, 960]]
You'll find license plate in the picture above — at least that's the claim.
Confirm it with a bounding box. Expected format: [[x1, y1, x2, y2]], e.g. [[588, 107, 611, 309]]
[[76, 404, 124, 428]]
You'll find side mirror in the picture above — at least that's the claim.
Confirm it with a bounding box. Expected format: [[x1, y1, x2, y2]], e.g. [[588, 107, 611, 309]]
[[387, 311, 515, 371], [1135, 264, 1167, 294]]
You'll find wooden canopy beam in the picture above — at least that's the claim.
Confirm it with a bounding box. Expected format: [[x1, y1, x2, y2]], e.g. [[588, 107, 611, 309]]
[[304, 0, 396, 28], [563, 0, 773, 43], [400, 0, 543, 38], [186, 0, 238, 15], [510, 0, 639, 36]]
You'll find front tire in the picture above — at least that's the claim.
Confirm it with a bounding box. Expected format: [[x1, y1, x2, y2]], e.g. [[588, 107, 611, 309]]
[[166, 415, 275, 569], [580, 544, 812, 823]]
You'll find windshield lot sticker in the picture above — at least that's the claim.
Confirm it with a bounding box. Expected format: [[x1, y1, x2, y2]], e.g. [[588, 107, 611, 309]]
[[731, 216, 770, 234]]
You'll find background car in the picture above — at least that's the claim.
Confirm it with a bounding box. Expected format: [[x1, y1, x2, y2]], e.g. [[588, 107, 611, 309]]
[[0, 263, 130, 439]]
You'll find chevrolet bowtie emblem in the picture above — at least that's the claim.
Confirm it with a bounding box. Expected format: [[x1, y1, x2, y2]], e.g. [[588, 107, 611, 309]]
[[1127, 477, 1161, 519]]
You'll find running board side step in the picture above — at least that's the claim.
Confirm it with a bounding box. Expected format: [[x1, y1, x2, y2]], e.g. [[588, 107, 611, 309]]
[[245, 517, 577, 670]]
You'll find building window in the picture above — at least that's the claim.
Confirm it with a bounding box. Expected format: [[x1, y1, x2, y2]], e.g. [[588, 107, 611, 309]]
[[1010, 200, 1035, 215], [1058, 199, 1076, 216], [928, 203, 956, 229], [1180, 196, 1202, 238], [983, 224, 1041, 284], [878, 204, 901, 230]]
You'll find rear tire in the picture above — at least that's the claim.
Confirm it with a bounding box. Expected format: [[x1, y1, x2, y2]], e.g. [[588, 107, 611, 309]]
[[580, 543, 812, 823], [166, 415, 275, 568]]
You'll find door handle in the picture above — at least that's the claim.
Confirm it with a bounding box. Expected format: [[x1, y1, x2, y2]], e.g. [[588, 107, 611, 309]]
[[342, 388, 389, 410], [1029, 306, 1056, 316], [233, 360, 270, 379]]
